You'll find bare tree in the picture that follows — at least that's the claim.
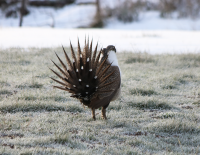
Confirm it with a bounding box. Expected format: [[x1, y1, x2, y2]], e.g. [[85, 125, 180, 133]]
[[19, 0, 26, 27], [90, 0, 103, 27], [96, 0, 101, 20]]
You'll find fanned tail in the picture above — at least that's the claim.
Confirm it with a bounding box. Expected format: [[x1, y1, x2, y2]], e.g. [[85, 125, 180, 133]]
[[50, 39, 115, 106]]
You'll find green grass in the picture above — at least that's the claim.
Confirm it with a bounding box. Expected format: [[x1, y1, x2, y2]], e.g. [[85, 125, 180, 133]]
[[129, 88, 158, 96], [127, 99, 173, 110], [0, 48, 200, 154]]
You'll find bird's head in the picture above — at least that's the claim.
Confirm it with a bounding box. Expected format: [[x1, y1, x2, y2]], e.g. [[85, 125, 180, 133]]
[[101, 45, 116, 58], [106, 45, 116, 53], [100, 45, 118, 66]]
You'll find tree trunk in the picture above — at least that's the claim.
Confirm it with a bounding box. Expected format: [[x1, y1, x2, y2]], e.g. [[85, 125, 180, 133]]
[[91, 0, 103, 27], [19, 0, 25, 27], [96, 0, 101, 20]]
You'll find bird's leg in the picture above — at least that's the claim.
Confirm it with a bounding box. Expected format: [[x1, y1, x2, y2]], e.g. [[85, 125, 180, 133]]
[[101, 107, 107, 120], [91, 108, 96, 120]]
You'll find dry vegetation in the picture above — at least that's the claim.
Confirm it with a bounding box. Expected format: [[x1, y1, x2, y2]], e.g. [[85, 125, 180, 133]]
[[0, 47, 200, 154]]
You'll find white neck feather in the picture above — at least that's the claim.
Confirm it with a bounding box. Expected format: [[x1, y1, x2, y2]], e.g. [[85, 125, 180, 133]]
[[100, 50, 121, 80], [108, 50, 121, 78], [107, 50, 119, 66]]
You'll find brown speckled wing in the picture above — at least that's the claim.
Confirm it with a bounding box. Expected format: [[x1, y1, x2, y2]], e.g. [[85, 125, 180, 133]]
[[89, 66, 121, 109]]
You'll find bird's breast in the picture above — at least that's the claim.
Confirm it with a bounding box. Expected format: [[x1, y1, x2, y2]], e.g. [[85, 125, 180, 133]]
[[107, 50, 119, 67]]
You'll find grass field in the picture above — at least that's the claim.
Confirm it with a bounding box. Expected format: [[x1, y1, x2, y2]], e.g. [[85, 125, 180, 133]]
[[0, 47, 200, 155]]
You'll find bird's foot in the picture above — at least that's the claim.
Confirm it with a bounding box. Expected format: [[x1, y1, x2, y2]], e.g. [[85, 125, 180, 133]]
[[92, 108, 96, 121], [101, 108, 107, 120]]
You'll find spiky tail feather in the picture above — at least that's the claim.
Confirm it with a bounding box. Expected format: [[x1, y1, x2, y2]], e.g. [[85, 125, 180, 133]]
[[50, 39, 115, 106]]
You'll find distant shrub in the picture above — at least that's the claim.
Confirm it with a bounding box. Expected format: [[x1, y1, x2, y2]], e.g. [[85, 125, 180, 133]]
[[104, 0, 146, 23], [159, 0, 200, 19], [177, 0, 200, 18], [159, 0, 177, 18], [0, 1, 30, 18]]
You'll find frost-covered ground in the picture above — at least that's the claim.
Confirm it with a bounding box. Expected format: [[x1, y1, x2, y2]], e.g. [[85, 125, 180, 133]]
[[1, 48, 200, 155]]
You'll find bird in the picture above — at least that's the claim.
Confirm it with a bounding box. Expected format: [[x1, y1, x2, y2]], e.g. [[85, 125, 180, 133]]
[[49, 38, 121, 120]]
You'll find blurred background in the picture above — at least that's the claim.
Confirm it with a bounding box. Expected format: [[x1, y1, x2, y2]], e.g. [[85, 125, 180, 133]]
[[1, 0, 200, 30]]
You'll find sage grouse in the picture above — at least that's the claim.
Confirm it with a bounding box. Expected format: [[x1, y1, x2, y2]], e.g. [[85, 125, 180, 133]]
[[50, 39, 121, 120]]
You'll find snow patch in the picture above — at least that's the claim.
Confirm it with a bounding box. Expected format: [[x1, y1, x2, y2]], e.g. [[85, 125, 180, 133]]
[[0, 28, 200, 54]]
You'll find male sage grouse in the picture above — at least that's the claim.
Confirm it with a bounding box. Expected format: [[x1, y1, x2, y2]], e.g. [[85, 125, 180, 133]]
[[50, 39, 121, 120]]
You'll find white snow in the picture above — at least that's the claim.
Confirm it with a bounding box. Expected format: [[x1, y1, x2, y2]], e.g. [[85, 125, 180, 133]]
[[1, 3, 200, 30], [0, 2, 200, 54], [0, 28, 200, 54], [105, 11, 200, 30]]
